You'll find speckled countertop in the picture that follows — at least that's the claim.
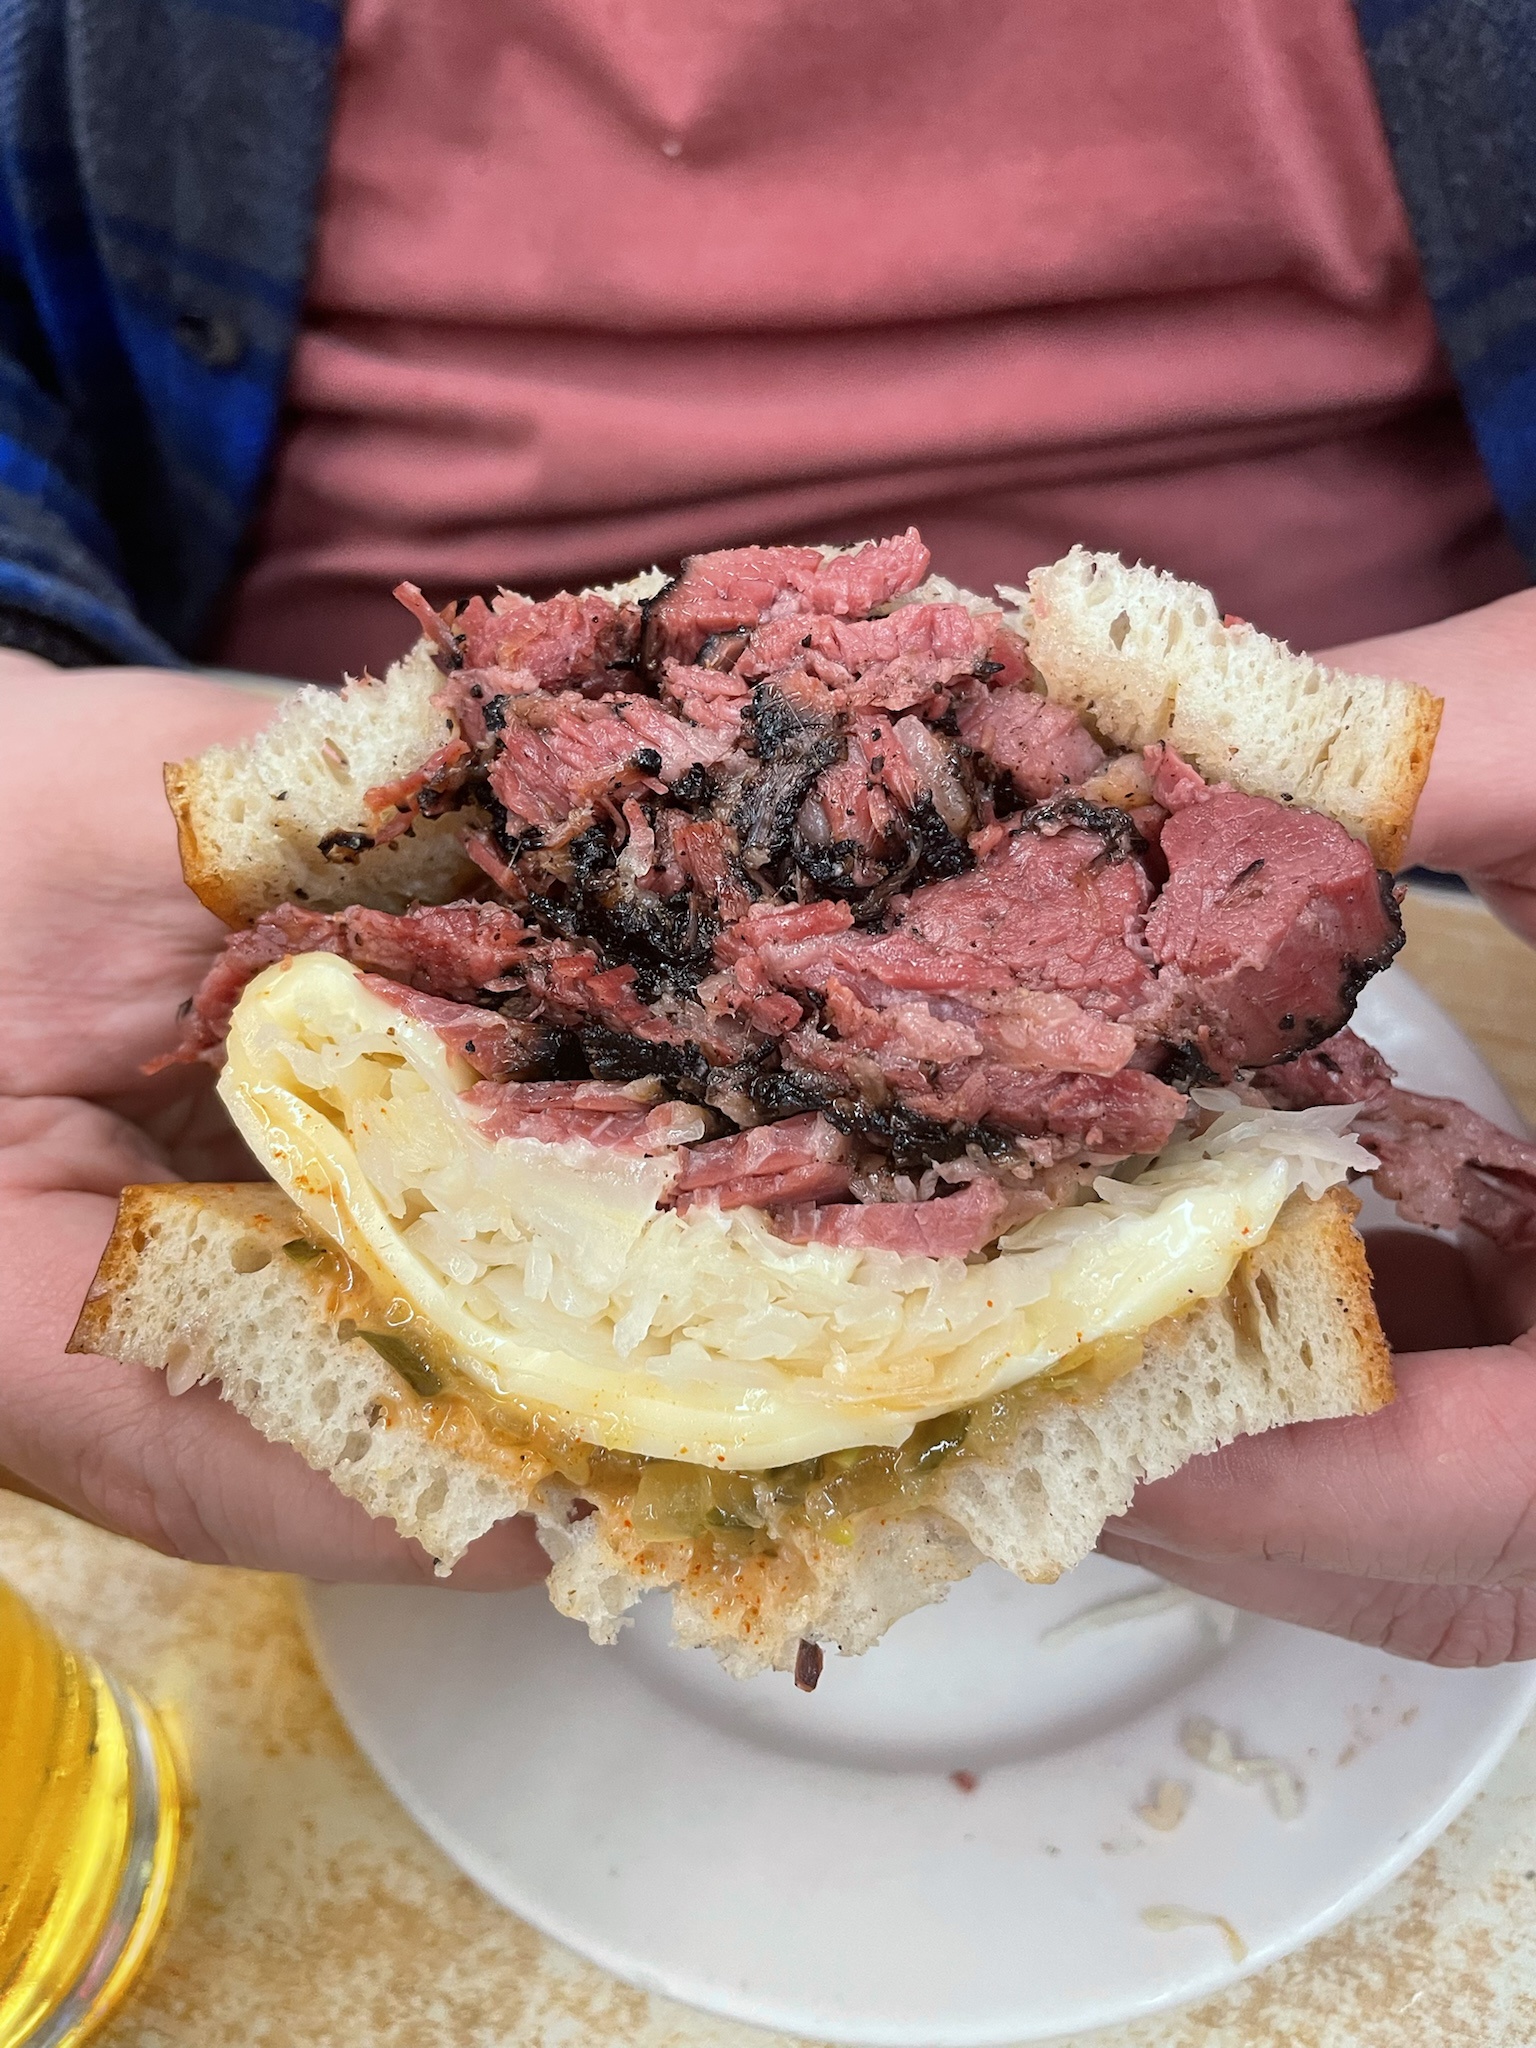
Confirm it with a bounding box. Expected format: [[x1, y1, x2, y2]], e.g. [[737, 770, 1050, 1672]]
[[8, 884, 1536, 2048]]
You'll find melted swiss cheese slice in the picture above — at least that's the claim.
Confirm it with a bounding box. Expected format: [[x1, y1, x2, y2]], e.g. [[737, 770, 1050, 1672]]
[[219, 953, 1353, 1468]]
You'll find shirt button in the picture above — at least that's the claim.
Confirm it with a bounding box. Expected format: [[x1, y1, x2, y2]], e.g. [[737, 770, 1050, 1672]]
[[173, 310, 245, 369]]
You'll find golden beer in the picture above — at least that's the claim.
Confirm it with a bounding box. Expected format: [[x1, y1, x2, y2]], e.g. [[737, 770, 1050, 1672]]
[[0, 1582, 180, 2048]]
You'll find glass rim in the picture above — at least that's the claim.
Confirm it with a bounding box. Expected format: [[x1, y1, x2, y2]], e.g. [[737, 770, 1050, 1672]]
[[19, 1671, 179, 2048]]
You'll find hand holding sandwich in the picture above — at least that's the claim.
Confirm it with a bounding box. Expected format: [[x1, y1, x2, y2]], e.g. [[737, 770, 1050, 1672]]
[[1105, 582, 1536, 1665], [0, 655, 546, 1588], [9, 562, 1536, 1667]]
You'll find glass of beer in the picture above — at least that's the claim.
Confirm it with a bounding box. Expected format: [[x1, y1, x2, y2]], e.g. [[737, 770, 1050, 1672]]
[[0, 1580, 181, 2048]]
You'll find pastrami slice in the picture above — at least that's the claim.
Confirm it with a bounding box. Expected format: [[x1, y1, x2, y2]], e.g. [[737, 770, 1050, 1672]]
[[1145, 786, 1403, 1075], [171, 531, 1425, 1255]]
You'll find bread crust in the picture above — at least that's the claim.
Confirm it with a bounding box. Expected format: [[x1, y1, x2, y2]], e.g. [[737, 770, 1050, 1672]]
[[165, 759, 244, 929], [167, 645, 480, 929], [70, 1180, 1391, 1675], [1015, 548, 1441, 869]]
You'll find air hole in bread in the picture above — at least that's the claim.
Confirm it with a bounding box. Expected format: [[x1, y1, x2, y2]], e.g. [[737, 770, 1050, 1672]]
[[1299, 1338, 1315, 1370], [131, 1227, 147, 1253], [336, 1430, 371, 1464], [227, 798, 247, 823], [416, 1473, 449, 1517], [1255, 1271, 1280, 1323], [1108, 609, 1131, 651], [228, 1236, 273, 1274], [314, 1379, 340, 1419]]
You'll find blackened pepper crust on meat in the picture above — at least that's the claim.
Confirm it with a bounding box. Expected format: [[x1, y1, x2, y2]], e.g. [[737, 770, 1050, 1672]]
[[734, 682, 845, 874], [174, 531, 1423, 1258]]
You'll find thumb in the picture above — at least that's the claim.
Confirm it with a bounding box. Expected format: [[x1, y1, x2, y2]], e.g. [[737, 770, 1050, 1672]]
[[1105, 1345, 1536, 1587]]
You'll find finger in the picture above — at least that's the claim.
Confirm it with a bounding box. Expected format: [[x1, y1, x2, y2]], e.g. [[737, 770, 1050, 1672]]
[[1331, 591, 1536, 893], [7, 1347, 550, 1589], [1, 670, 275, 1099], [1361, 1229, 1488, 1351], [0, 1463, 74, 1514], [2, 1181, 548, 1590], [1097, 1531, 1536, 1667], [100, 1069, 262, 1184], [1104, 1345, 1536, 1586], [1, 1094, 176, 1198], [1463, 1230, 1536, 1348], [4, 1089, 255, 1244]]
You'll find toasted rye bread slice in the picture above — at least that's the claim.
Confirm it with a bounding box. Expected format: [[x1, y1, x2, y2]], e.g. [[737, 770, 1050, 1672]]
[[70, 1181, 1390, 1677], [1009, 548, 1441, 869]]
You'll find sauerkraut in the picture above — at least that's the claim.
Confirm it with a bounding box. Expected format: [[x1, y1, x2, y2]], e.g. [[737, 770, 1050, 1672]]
[[220, 953, 1373, 1468]]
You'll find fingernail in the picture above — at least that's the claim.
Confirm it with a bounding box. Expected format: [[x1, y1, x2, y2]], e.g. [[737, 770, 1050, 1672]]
[[1101, 1512, 1151, 1539]]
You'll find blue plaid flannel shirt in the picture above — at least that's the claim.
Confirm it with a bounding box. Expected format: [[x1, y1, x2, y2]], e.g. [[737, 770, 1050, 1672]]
[[0, 0, 1530, 667]]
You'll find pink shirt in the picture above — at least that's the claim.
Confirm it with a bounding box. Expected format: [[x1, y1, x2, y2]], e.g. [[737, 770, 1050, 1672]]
[[216, 0, 1527, 685]]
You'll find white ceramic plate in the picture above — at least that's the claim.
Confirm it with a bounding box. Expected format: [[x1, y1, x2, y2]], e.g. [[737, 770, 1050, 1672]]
[[305, 965, 1536, 2045]]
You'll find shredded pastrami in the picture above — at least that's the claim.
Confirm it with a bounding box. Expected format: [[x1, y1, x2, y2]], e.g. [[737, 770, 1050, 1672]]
[[173, 530, 1421, 1257]]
